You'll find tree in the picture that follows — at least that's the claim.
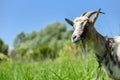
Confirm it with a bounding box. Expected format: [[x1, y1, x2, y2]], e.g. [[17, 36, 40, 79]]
[[13, 32, 26, 47], [11, 22, 72, 60], [25, 31, 37, 40], [0, 38, 9, 55]]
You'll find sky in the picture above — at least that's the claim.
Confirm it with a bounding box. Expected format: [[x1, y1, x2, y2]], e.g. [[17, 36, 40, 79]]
[[0, 0, 120, 47]]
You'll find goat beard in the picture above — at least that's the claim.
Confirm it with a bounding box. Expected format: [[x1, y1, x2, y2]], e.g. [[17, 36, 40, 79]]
[[81, 40, 87, 59]]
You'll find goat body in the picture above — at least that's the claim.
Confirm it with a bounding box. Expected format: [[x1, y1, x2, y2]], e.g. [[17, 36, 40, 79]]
[[88, 30, 120, 80], [65, 9, 120, 80], [102, 36, 120, 79]]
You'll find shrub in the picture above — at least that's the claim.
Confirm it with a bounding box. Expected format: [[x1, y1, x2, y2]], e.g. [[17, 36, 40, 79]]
[[0, 53, 9, 61], [24, 45, 56, 61]]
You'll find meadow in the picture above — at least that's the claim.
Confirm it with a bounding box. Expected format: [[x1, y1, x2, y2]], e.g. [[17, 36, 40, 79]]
[[0, 54, 109, 80]]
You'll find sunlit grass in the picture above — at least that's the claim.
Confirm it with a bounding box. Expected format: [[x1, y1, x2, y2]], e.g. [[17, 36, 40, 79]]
[[0, 54, 109, 80]]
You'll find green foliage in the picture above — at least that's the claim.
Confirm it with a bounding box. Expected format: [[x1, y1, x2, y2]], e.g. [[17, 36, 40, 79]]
[[25, 31, 37, 40], [17, 43, 28, 57], [35, 45, 55, 59], [0, 38, 8, 55], [11, 22, 72, 61], [26, 45, 56, 61], [13, 32, 26, 48], [0, 55, 109, 80], [0, 53, 9, 61], [38, 22, 67, 46]]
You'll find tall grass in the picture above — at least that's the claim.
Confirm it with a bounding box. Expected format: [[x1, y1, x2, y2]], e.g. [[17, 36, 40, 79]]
[[0, 54, 109, 80]]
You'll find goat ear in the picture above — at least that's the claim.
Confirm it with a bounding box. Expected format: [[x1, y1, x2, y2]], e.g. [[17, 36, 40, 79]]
[[65, 18, 74, 26]]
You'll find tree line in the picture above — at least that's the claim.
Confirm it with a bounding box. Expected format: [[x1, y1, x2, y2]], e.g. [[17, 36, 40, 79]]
[[9, 22, 75, 61]]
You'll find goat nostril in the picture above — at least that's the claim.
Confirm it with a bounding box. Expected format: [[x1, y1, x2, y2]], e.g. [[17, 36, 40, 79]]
[[73, 35, 77, 40]]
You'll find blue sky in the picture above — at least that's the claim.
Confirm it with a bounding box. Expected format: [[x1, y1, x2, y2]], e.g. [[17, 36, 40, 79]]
[[0, 0, 120, 47]]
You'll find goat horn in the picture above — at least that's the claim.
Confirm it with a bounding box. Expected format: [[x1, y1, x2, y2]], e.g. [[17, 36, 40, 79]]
[[81, 12, 87, 16], [84, 8, 105, 18], [91, 8, 105, 24]]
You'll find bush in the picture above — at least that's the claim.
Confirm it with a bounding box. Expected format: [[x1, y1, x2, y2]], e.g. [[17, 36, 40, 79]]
[[24, 45, 56, 61], [33, 45, 56, 60], [0, 53, 9, 61]]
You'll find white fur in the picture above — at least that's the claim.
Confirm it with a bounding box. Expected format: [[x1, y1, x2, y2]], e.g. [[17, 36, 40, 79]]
[[113, 36, 120, 57], [102, 36, 120, 79]]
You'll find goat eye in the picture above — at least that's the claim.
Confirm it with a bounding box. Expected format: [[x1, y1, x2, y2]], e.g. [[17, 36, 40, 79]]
[[81, 22, 84, 25]]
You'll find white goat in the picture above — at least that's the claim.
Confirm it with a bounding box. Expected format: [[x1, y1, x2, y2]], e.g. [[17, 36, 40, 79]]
[[65, 9, 120, 80]]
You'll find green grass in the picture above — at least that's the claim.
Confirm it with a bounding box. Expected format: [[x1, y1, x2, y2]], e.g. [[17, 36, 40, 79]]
[[0, 55, 109, 80]]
